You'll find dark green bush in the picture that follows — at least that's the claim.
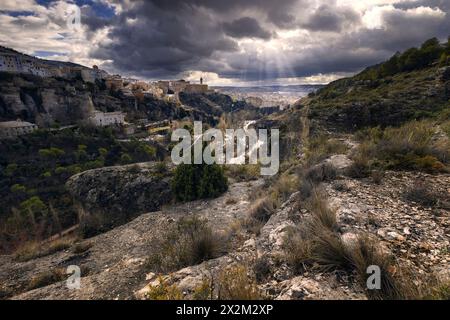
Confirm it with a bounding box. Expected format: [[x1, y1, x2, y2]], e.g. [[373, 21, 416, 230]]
[[172, 163, 228, 202]]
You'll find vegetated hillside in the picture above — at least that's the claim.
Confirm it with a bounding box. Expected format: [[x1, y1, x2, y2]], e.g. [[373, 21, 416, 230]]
[[0, 126, 165, 253], [305, 37, 450, 131]]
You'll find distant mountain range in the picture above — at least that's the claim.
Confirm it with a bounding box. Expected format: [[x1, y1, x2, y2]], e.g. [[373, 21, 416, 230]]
[[213, 84, 324, 94]]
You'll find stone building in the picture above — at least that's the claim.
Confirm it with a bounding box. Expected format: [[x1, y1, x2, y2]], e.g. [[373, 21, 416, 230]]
[[156, 79, 209, 102], [185, 84, 209, 94], [0, 120, 38, 139], [105, 75, 124, 90], [0, 50, 109, 81], [0, 53, 55, 77], [157, 80, 193, 94], [88, 110, 126, 127]]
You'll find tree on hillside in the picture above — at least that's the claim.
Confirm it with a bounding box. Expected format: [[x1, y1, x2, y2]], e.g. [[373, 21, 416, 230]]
[[172, 163, 228, 202], [401, 48, 422, 71], [420, 37, 443, 66], [380, 53, 400, 77]]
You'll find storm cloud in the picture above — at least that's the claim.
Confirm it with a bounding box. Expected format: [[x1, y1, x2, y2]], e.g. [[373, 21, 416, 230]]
[[0, 0, 449, 84], [223, 17, 273, 40]]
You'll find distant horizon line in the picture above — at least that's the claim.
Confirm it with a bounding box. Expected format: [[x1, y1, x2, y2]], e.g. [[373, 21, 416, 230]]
[[210, 83, 327, 88]]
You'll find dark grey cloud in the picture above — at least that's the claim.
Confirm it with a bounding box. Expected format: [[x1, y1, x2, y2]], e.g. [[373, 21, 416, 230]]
[[301, 4, 361, 32], [88, 0, 450, 82], [394, 0, 450, 12], [223, 17, 272, 39], [91, 1, 239, 78]]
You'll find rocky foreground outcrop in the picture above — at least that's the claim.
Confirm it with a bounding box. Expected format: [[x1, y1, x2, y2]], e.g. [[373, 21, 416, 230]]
[[2, 180, 262, 299], [66, 162, 173, 236], [3, 151, 447, 300]]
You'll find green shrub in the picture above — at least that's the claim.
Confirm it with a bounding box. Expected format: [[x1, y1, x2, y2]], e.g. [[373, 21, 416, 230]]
[[172, 164, 228, 202], [20, 196, 47, 217], [10, 184, 26, 193], [42, 171, 52, 178], [55, 166, 68, 175], [5, 163, 18, 177], [39, 147, 65, 159], [120, 153, 132, 165]]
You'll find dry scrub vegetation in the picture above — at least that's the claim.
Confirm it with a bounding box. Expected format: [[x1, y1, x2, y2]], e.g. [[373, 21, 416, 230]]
[[146, 265, 264, 300], [145, 216, 228, 273], [243, 173, 299, 235], [351, 120, 450, 175], [283, 187, 449, 300]]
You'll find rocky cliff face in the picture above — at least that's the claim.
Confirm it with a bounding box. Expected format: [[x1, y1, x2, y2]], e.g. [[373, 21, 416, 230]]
[[0, 72, 113, 126], [0, 72, 218, 127], [66, 162, 173, 237]]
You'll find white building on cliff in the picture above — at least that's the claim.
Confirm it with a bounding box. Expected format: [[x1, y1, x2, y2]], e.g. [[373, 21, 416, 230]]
[[88, 110, 126, 127], [0, 120, 38, 139]]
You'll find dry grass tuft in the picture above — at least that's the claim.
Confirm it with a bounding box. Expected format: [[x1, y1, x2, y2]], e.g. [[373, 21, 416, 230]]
[[14, 238, 72, 262], [403, 181, 440, 207], [146, 216, 226, 273], [71, 242, 93, 254], [146, 276, 183, 300], [217, 265, 264, 300], [27, 268, 66, 290], [243, 196, 277, 235]]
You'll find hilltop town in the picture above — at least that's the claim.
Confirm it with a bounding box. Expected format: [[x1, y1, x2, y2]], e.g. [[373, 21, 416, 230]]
[[0, 46, 224, 140]]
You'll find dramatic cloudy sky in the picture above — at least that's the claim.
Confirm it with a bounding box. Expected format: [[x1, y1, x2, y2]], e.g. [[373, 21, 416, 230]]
[[0, 0, 449, 85]]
